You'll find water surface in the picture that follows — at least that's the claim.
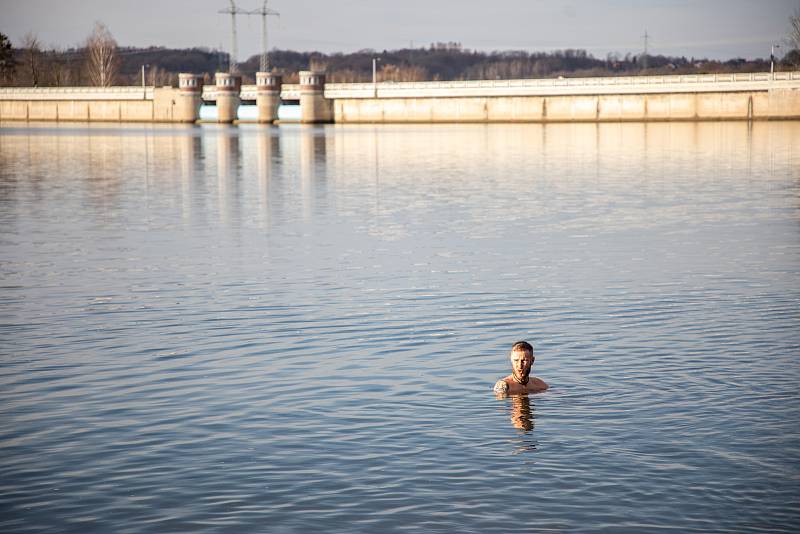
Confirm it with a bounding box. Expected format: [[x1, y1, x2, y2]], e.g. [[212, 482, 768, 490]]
[[1, 121, 799, 532]]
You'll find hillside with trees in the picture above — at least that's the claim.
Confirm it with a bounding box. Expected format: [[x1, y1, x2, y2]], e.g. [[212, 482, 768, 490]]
[[1, 21, 798, 88]]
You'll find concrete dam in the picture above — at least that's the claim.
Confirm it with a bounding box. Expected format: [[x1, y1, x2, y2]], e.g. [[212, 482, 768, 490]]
[[1, 71, 799, 124]]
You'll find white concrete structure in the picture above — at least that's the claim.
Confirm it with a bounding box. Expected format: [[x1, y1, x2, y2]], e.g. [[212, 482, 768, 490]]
[[1, 71, 798, 124], [299, 71, 333, 123], [321, 71, 800, 123], [0, 86, 180, 122], [256, 72, 281, 123], [177, 73, 203, 123], [214, 72, 242, 123]]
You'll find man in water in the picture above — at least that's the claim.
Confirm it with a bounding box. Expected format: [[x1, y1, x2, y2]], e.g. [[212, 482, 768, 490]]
[[493, 341, 548, 396]]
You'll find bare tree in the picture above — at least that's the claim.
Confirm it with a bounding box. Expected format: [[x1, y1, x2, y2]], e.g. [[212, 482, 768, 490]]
[[85, 21, 118, 86], [378, 63, 426, 82], [309, 56, 328, 72], [781, 8, 800, 67], [21, 32, 42, 86], [790, 8, 800, 50], [46, 48, 77, 86], [148, 65, 173, 87]]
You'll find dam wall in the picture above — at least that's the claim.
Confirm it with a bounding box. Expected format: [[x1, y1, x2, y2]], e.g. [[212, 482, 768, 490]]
[[329, 90, 800, 123], [321, 71, 800, 123], [0, 86, 186, 122], [2, 71, 799, 124]]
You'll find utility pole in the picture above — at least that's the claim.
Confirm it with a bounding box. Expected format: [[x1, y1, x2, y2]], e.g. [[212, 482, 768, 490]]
[[373, 57, 380, 97], [218, 0, 244, 73], [771, 44, 780, 79], [642, 30, 649, 70]]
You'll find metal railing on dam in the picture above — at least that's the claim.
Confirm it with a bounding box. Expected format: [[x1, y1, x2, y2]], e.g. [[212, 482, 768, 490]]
[[0, 86, 154, 101], [322, 71, 800, 99], [252, 71, 798, 101], [3, 71, 797, 103], [202, 71, 800, 102]]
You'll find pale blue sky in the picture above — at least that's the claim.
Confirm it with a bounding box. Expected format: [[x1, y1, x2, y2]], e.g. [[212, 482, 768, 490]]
[[1, 0, 797, 61]]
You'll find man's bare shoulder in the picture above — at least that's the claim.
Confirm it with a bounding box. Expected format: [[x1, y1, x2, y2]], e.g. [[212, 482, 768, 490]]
[[529, 377, 548, 392], [493, 378, 509, 395]]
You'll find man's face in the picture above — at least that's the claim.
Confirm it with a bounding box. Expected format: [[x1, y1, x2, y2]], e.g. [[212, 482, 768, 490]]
[[510, 349, 534, 380]]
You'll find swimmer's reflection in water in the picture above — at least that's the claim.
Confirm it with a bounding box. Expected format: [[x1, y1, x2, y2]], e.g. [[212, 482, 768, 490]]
[[509, 394, 534, 431]]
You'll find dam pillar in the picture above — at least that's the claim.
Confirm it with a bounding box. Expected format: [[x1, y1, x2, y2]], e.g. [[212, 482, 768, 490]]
[[299, 70, 333, 124], [256, 72, 282, 123], [215, 72, 242, 123], [176, 73, 203, 123]]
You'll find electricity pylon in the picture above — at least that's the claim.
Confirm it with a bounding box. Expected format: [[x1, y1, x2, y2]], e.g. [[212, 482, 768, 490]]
[[247, 1, 280, 72], [219, 1, 281, 74], [218, 0, 246, 73]]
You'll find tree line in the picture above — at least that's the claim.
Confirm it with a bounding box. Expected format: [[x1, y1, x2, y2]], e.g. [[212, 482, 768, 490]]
[[255, 45, 791, 84], [2, 18, 799, 88]]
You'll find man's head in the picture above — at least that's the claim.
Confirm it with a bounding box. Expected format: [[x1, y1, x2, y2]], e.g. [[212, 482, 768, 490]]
[[509, 341, 534, 383]]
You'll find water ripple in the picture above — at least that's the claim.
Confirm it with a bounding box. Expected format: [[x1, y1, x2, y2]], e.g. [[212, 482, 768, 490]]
[[1, 122, 799, 532]]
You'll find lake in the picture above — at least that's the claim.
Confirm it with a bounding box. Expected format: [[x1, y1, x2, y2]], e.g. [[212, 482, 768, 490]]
[[1, 120, 799, 532]]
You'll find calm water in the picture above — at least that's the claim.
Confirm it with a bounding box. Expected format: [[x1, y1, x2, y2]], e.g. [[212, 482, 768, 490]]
[[1, 121, 799, 532]]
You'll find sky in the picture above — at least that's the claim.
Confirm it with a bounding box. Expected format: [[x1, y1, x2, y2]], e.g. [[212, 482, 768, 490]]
[[1, 0, 798, 62]]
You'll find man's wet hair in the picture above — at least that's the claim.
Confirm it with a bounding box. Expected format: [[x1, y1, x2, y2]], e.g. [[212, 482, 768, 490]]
[[511, 341, 533, 356]]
